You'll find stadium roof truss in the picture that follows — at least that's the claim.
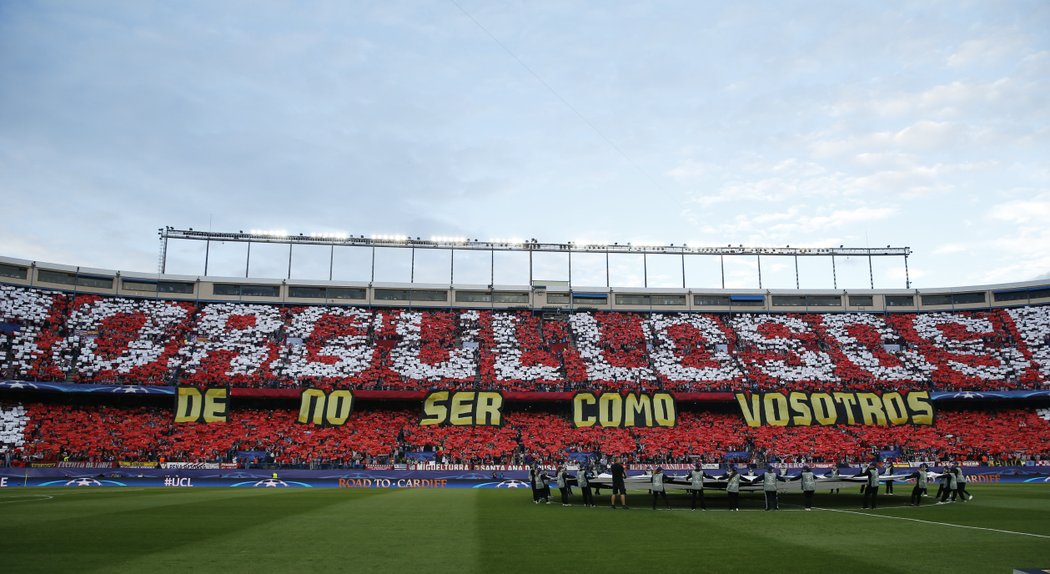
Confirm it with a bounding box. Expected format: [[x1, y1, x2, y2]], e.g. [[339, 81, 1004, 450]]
[[158, 227, 913, 290]]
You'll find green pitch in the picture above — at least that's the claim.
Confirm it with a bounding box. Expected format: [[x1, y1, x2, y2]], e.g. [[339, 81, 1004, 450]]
[[3, 484, 1048, 573]]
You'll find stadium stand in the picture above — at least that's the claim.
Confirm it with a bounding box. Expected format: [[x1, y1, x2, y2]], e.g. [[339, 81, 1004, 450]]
[[9, 403, 1050, 467], [3, 281, 1050, 469], [2, 285, 1049, 392]]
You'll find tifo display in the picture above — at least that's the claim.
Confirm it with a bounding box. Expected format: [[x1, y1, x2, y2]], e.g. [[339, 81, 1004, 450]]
[[1, 285, 1049, 392]]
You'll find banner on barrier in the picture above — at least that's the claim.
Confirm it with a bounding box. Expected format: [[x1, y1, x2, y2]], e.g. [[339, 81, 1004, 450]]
[[58, 461, 113, 469], [735, 391, 934, 427], [628, 463, 721, 471], [571, 392, 677, 428], [162, 462, 221, 469]]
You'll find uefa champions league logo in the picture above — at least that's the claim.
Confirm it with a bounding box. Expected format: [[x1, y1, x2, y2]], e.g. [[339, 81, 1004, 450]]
[[111, 386, 150, 394], [471, 479, 529, 488], [1, 381, 39, 390], [949, 391, 984, 399], [36, 477, 129, 487], [230, 479, 312, 488]]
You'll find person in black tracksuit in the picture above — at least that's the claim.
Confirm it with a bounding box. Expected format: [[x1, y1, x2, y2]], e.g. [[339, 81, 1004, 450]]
[[650, 467, 670, 510], [861, 462, 880, 509], [800, 466, 816, 510], [725, 468, 741, 511], [687, 464, 708, 511], [610, 458, 628, 509], [934, 469, 949, 501], [762, 467, 780, 511], [884, 461, 895, 495], [955, 467, 972, 501], [529, 465, 554, 505], [908, 463, 928, 506], [940, 466, 959, 503], [556, 466, 572, 506], [577, 465, 594, 507]]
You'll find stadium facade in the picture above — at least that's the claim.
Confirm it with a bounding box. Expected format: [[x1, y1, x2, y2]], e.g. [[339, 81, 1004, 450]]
[[2, 254, 1049, 312]]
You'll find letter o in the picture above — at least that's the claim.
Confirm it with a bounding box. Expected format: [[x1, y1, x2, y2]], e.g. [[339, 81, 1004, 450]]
[[599, 393, 623, 427]]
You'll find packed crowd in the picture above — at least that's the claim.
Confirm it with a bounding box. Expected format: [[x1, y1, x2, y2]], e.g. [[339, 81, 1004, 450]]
[[0, 403, 27, 458], [5, 402, 1049, 468]]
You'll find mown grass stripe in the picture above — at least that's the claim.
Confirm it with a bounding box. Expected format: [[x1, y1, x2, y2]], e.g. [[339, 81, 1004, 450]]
[[816, 505, 1050, 539]]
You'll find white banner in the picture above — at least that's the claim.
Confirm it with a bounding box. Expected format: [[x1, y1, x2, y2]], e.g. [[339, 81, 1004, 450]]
[[58, 461, 115, 469], [628, 463, 723, 471], [161, 462, 220, 469], [407, 464, 471, 471]]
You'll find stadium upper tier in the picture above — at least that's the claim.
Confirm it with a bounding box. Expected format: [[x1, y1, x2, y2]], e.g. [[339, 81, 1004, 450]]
[[2, 274, 1049, 391]]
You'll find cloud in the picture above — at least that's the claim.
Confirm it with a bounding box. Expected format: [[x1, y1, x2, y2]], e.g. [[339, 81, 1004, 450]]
[[811, 120, 966, 157], [676, 149, 977, 209], [697, 205, 896, 243], [931, 243, 969, 255], [828, 75, 1047, 125], [977, 194, 1050, 283], [947, 34, 1029, 68], [891, 121, 961, 149], [989, 195, 1050, 225], [886, 266, 924, 283]]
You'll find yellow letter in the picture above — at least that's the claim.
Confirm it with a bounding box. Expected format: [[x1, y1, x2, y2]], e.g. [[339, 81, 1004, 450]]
[[856, 392, 887, 426], [202, 388, 228, 423], [298, 388, 327, 425], [420, 391, 449, 426], [475, 392, 503, 426], [325, 390, 354, 426], [811, 393, 836, 425], [763, 393, 790, 426], [449, 392, 475, 426], [573, 393, 597, 428], [788, 392, 812, 426], [833, 392, 860, 425], [175, 387, 202, 423], [881, 392, 908, 425], [907, 391, 934, 425], [736, 393, 762, 427], [652, 393, 676, 427], [599, 393, 623, 427], [624, 393, 652, 427]]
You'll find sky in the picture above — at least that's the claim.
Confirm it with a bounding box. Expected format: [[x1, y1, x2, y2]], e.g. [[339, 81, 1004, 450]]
[[1, 0, 1048, 291]]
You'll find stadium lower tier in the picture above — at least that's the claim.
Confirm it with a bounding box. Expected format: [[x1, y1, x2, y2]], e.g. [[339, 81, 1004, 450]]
[[2, 402, 1049, 466]]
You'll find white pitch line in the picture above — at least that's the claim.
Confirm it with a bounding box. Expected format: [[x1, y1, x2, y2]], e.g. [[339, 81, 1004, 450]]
[[816, 506, 1050, 540], [46, 488, 149, 497], [0, 494, 53, 504]]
